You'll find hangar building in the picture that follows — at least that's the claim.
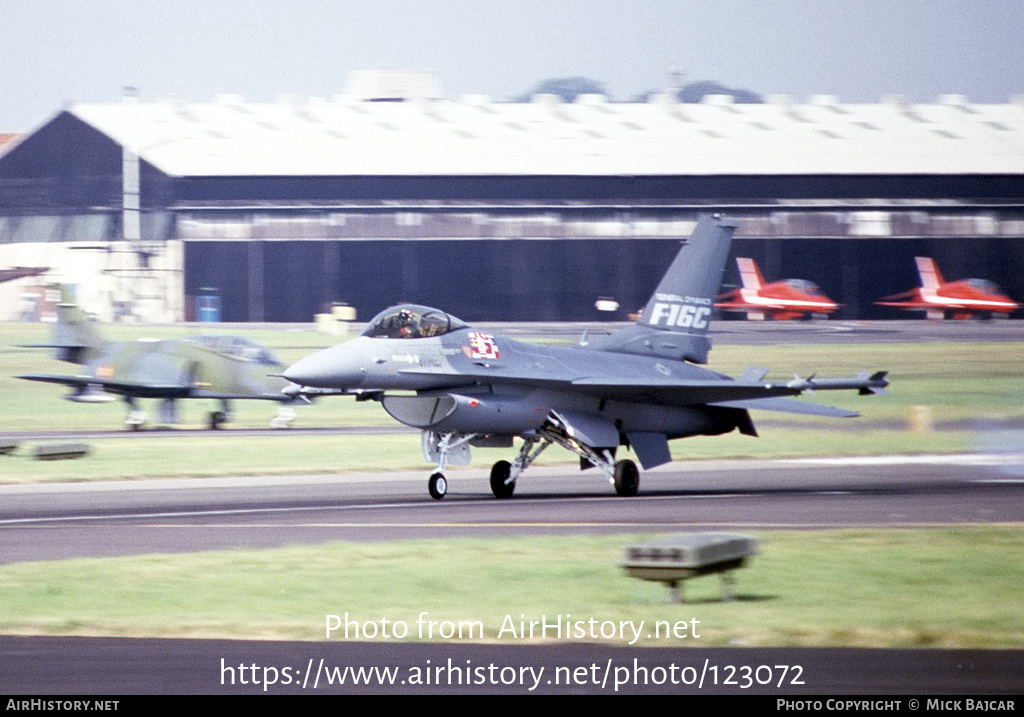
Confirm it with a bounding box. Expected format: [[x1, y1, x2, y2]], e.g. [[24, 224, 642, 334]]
[[2, 76, 1023, 323]]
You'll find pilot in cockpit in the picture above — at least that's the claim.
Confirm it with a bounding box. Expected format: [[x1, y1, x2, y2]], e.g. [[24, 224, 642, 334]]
[[393, 308, 418, 338]]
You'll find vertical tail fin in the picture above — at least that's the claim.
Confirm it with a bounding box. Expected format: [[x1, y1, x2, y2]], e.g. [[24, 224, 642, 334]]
[[735, 257, 764, 290], [50, 285, 107, 364], [915, 257, 943, 290], [593, 214, 737, 364]]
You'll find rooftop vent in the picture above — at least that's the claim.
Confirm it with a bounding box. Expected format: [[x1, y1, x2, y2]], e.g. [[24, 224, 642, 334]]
[[701, 94, 735, 105], [343, 69, 443, 102]]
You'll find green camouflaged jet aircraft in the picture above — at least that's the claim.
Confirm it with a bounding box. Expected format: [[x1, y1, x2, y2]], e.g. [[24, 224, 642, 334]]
[[19, 289, 302, 429]]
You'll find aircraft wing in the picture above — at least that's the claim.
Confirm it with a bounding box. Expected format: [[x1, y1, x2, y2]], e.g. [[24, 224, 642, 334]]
[[396, 365, 887, 416], [567, 376, 882, 415], [569, 376, 807, 403], [17, 373, 190, 398], [18, 373, 295, 402]]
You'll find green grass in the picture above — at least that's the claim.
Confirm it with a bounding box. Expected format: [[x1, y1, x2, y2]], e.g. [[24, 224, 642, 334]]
[[0, 529, 1021, 647]]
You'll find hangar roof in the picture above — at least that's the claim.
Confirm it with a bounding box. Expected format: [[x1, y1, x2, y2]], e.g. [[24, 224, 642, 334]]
[[65, 93, 1024, 178]]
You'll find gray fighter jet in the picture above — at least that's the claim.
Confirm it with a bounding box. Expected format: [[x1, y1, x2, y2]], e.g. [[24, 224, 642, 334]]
[[284, 215, 888, 499]]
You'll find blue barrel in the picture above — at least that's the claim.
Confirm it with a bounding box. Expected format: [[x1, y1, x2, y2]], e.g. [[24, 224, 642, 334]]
[[196, 292, 221, 322]]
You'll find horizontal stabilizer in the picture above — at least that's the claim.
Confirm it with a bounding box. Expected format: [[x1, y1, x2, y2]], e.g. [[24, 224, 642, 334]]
[[19, 341, 94, 364]]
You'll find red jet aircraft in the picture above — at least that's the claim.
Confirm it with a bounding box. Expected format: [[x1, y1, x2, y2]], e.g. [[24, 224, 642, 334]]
[[875, 257, 1019, 320], [715, 257, 839, 320]]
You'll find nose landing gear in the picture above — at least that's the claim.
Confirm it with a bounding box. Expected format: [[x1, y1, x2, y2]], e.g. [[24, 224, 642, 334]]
[[428, 472, 448, 500]]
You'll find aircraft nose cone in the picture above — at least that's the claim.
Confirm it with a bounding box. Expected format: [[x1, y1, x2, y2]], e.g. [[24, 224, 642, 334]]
[[284, 345, 366, 389]]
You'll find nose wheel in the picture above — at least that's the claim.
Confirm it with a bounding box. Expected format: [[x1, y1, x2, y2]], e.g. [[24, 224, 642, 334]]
[[428, 472, 448, 500]]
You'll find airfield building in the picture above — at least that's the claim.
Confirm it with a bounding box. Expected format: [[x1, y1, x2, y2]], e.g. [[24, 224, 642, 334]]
[[2, 74, 1023, 323]]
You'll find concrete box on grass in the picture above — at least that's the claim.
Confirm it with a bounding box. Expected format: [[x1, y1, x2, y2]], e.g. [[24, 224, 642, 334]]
[[621, 532, 758, 602], [34, 443, 91, 461]]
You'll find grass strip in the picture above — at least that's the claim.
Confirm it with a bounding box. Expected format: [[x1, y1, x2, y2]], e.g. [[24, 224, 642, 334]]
[[0, 529, 1021, 648]]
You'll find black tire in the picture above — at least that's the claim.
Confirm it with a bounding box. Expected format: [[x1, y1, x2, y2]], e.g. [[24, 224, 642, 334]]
[[490, 460, 516, 499], [208, 411, 226, 430], [428, 472, 448, 500], [613, 459, 640, 497]]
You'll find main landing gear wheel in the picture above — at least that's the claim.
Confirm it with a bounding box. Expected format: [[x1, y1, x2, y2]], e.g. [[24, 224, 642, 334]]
[[428, 473, 448, 500], [489, 460, 516, 499], [613, 459, 640, 497]]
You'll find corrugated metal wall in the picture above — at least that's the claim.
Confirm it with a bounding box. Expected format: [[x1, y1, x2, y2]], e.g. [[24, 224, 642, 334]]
[[183, 235, 1024, 323]]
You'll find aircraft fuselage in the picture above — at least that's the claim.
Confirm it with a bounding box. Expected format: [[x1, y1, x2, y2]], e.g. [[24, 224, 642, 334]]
[[284, 329, 745, 443]]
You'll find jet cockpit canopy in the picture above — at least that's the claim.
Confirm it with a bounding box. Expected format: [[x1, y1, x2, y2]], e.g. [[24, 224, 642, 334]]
[[962, 278, 1006, 296], [361, 304, 469, 339], [189, 335, 281, 366], [783, 279, 827, 296]]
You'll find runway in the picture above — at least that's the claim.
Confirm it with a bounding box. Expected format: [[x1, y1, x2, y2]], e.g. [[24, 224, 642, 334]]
[[2, 454, 1022, 562]]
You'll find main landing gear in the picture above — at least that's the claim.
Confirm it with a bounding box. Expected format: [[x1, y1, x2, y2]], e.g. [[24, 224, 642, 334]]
[[612, 458, 640, 497], [424, 424, 642, 500]]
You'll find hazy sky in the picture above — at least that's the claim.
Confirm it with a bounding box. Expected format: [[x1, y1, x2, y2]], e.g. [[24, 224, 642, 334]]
[[3, 0, 1023, 131]]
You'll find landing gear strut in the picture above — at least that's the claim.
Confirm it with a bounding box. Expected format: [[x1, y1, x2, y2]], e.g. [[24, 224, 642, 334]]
[[484, 422, 642, 499], [487, 434, 552, 499], [533, 422, 641, 497], [270, 406, 297, 429], [425, 432, 477, 500], [421, 422, 643, 499], [123, 397, 148, 430]]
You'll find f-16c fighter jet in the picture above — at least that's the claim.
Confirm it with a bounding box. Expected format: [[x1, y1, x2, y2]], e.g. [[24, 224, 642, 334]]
[[284, 215, 888, 499]]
